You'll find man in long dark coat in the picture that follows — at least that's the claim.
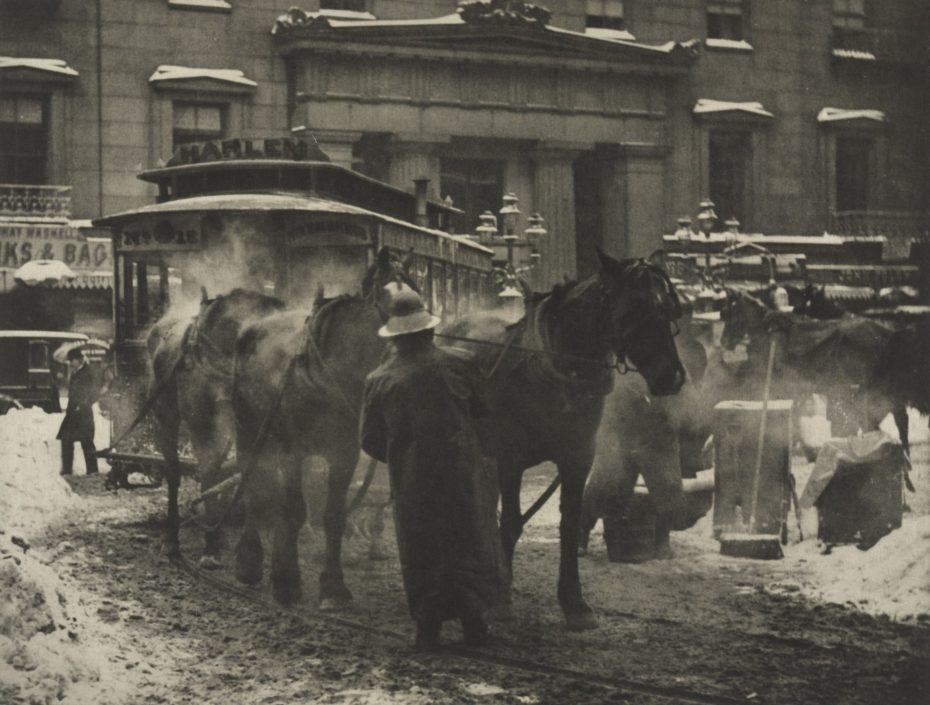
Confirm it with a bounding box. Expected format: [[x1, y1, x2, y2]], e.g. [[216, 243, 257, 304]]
[[57, 347, 99, 475], [360, 287, 504, 651]]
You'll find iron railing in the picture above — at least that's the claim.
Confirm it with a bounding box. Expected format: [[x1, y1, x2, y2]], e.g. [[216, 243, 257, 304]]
[[830, 210, 930, 259], [0, 184, 72, 220]]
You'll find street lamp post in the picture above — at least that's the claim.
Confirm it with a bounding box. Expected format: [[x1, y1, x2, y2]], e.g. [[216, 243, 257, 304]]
[[499, 192, 520, 268]]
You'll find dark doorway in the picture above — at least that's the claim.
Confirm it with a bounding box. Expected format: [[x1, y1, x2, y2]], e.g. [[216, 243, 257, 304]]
[[439, 158, 504, 235]]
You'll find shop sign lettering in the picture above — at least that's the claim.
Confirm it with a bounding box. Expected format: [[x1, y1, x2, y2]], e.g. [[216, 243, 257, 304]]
[[0, 224, 112, 270], [169, 137, 329, 167], [117, 217, 201, 251]]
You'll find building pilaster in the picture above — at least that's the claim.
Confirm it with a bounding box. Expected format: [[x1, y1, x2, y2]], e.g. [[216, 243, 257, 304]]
[[532, 146, 580, 289], [385, 135, 447, 197]]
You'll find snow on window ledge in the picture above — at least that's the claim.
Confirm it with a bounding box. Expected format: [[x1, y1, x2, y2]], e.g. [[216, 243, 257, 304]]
[[149, 65, 257, 88], [585, 27, 637, 42], [693, 99, 773, 118], [0, 57, 79, 77], [705, 38, 754, 52], [817, 107, 886, 124], [168, 0, 232, 12]]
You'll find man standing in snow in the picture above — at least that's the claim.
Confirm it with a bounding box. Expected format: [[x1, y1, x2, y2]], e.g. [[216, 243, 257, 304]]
[[360, 287, 504, 651], [57, 348, 99, 476]]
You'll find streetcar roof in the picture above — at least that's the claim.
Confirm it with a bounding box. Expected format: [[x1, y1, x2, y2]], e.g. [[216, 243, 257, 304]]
[[92, 191, 493, 255], [0, 331, 90, 341]]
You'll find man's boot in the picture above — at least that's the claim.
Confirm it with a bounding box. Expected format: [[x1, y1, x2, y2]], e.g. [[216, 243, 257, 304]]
[[414, 619, 441, 652]]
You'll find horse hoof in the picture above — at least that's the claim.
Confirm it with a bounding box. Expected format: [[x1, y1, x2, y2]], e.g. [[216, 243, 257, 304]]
[[368, 541, 392, 561], [319, 594, 353, 612], [565, 611, 598, 631], [198, 554, 222, 570], [161, 540, 181, 559], [485, 603, 516, 623], [234, 560, 263, 586], [272, 579, 302, 606], [319, 585, 353, 612]]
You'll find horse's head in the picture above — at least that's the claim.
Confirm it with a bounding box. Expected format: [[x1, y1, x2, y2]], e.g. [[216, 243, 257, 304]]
[[596, 249, 685, 396], [362, 247, 419, 318], [199, 288, 286, 352], [720, 289, 768, 349]]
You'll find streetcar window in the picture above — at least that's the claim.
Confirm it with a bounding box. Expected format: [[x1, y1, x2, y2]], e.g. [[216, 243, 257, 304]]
[[445, 264, 456, 319], [430, 260, 444, 318], [28, 341, 49, 371]]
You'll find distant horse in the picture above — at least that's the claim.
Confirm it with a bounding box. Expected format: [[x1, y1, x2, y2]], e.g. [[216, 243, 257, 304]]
[[444, 249, 686, 630], [147, 288, 286, 560], [231, 248, 413, 607], [720, 289, 913, 450]]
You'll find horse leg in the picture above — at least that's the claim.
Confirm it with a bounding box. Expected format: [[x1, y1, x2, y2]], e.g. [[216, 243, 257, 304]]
[[893, 405, 910, 456], [498, 467, 523, 588], [557, 463, 597, 630], [234, 444, 275, 587], [270, 451, 306, 605], [153, 406, 182, 558], [189, 418, 232, 568], [318, 445, 356, 610]]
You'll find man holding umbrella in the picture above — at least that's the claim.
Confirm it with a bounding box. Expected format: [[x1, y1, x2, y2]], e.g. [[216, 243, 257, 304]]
[[58, 347, 100, 475]]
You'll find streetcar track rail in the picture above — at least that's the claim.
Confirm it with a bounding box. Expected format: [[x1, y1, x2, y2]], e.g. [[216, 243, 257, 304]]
[[176, 549, 751, 705]]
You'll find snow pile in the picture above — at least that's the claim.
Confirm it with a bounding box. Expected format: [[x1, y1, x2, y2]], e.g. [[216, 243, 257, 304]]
[[0, 541, 138, 705], [787, 516, 930, 622], [0, 407, 79, 539]]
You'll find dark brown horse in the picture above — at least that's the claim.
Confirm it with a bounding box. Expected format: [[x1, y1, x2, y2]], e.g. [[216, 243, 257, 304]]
[[443, 249, 686, 629], [231, 248, 414, 607], [719, 289, 914, 449], [147, 288, 286, 560]]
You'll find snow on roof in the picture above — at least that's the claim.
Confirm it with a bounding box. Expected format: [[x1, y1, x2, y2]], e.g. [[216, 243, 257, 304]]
[[317, 13, 464, 29], [308, 9, 377, 21], [693, 99, 773, 118], [0, 57, 78, 77], [832, 48, 877, 61], [275, 11, 686, 56], [148, 65, 257, 88], [705, 38, 753, 51], [817, 107, 887, 124], [168, 0, 231, 10], [584, 27, 637, 42], [0, 331, 89, 340]]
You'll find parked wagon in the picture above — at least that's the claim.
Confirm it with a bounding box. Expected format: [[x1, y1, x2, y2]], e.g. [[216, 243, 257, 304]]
[[92, 135, 495, 477]]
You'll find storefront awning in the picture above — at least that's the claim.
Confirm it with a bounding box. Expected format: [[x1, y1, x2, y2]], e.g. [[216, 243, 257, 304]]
[[56, 271, 113, 290]]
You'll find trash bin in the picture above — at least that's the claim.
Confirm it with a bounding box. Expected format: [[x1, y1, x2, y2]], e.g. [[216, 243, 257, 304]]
[[800, 431, 905, 548], [712, 400, 793, 540]]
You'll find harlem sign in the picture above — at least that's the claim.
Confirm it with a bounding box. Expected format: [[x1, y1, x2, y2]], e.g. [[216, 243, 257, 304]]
[[167, 136, 330, 167]]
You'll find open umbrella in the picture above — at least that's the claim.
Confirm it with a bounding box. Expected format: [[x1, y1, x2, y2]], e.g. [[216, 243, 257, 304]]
[[52, 338, 110, 364], [14, 259, 77, 286]]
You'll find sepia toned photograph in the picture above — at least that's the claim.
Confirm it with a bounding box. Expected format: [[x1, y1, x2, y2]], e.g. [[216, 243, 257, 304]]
[[0, 1, 927, 703]]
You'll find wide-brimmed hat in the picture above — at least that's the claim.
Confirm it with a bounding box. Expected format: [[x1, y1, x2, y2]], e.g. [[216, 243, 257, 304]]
[[378, 287, 440, 338], [66, 347, 85, 362]]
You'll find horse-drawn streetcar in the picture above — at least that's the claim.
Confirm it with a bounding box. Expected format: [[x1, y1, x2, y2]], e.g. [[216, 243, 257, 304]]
[[93, 135, 495, 478]]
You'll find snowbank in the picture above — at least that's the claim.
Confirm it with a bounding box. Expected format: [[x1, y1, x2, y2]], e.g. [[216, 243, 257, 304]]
[[0, 407, 80, 540], [783, 516, 930, 622], [0, 542, 139, 705]]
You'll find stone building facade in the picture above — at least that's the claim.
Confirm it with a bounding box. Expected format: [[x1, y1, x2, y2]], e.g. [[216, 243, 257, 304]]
[[1, 0, 927, 289]]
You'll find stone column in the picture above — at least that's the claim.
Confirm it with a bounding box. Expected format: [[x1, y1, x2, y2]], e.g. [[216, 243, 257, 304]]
[[385, 135, 445, 197], [532, 146, 580, 289], [313, 130, 362, 170], [619, 145, 670, 258]]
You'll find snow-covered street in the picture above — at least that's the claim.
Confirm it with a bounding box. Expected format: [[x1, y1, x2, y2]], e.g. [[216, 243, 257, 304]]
[[1, 405, 929, 704]]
